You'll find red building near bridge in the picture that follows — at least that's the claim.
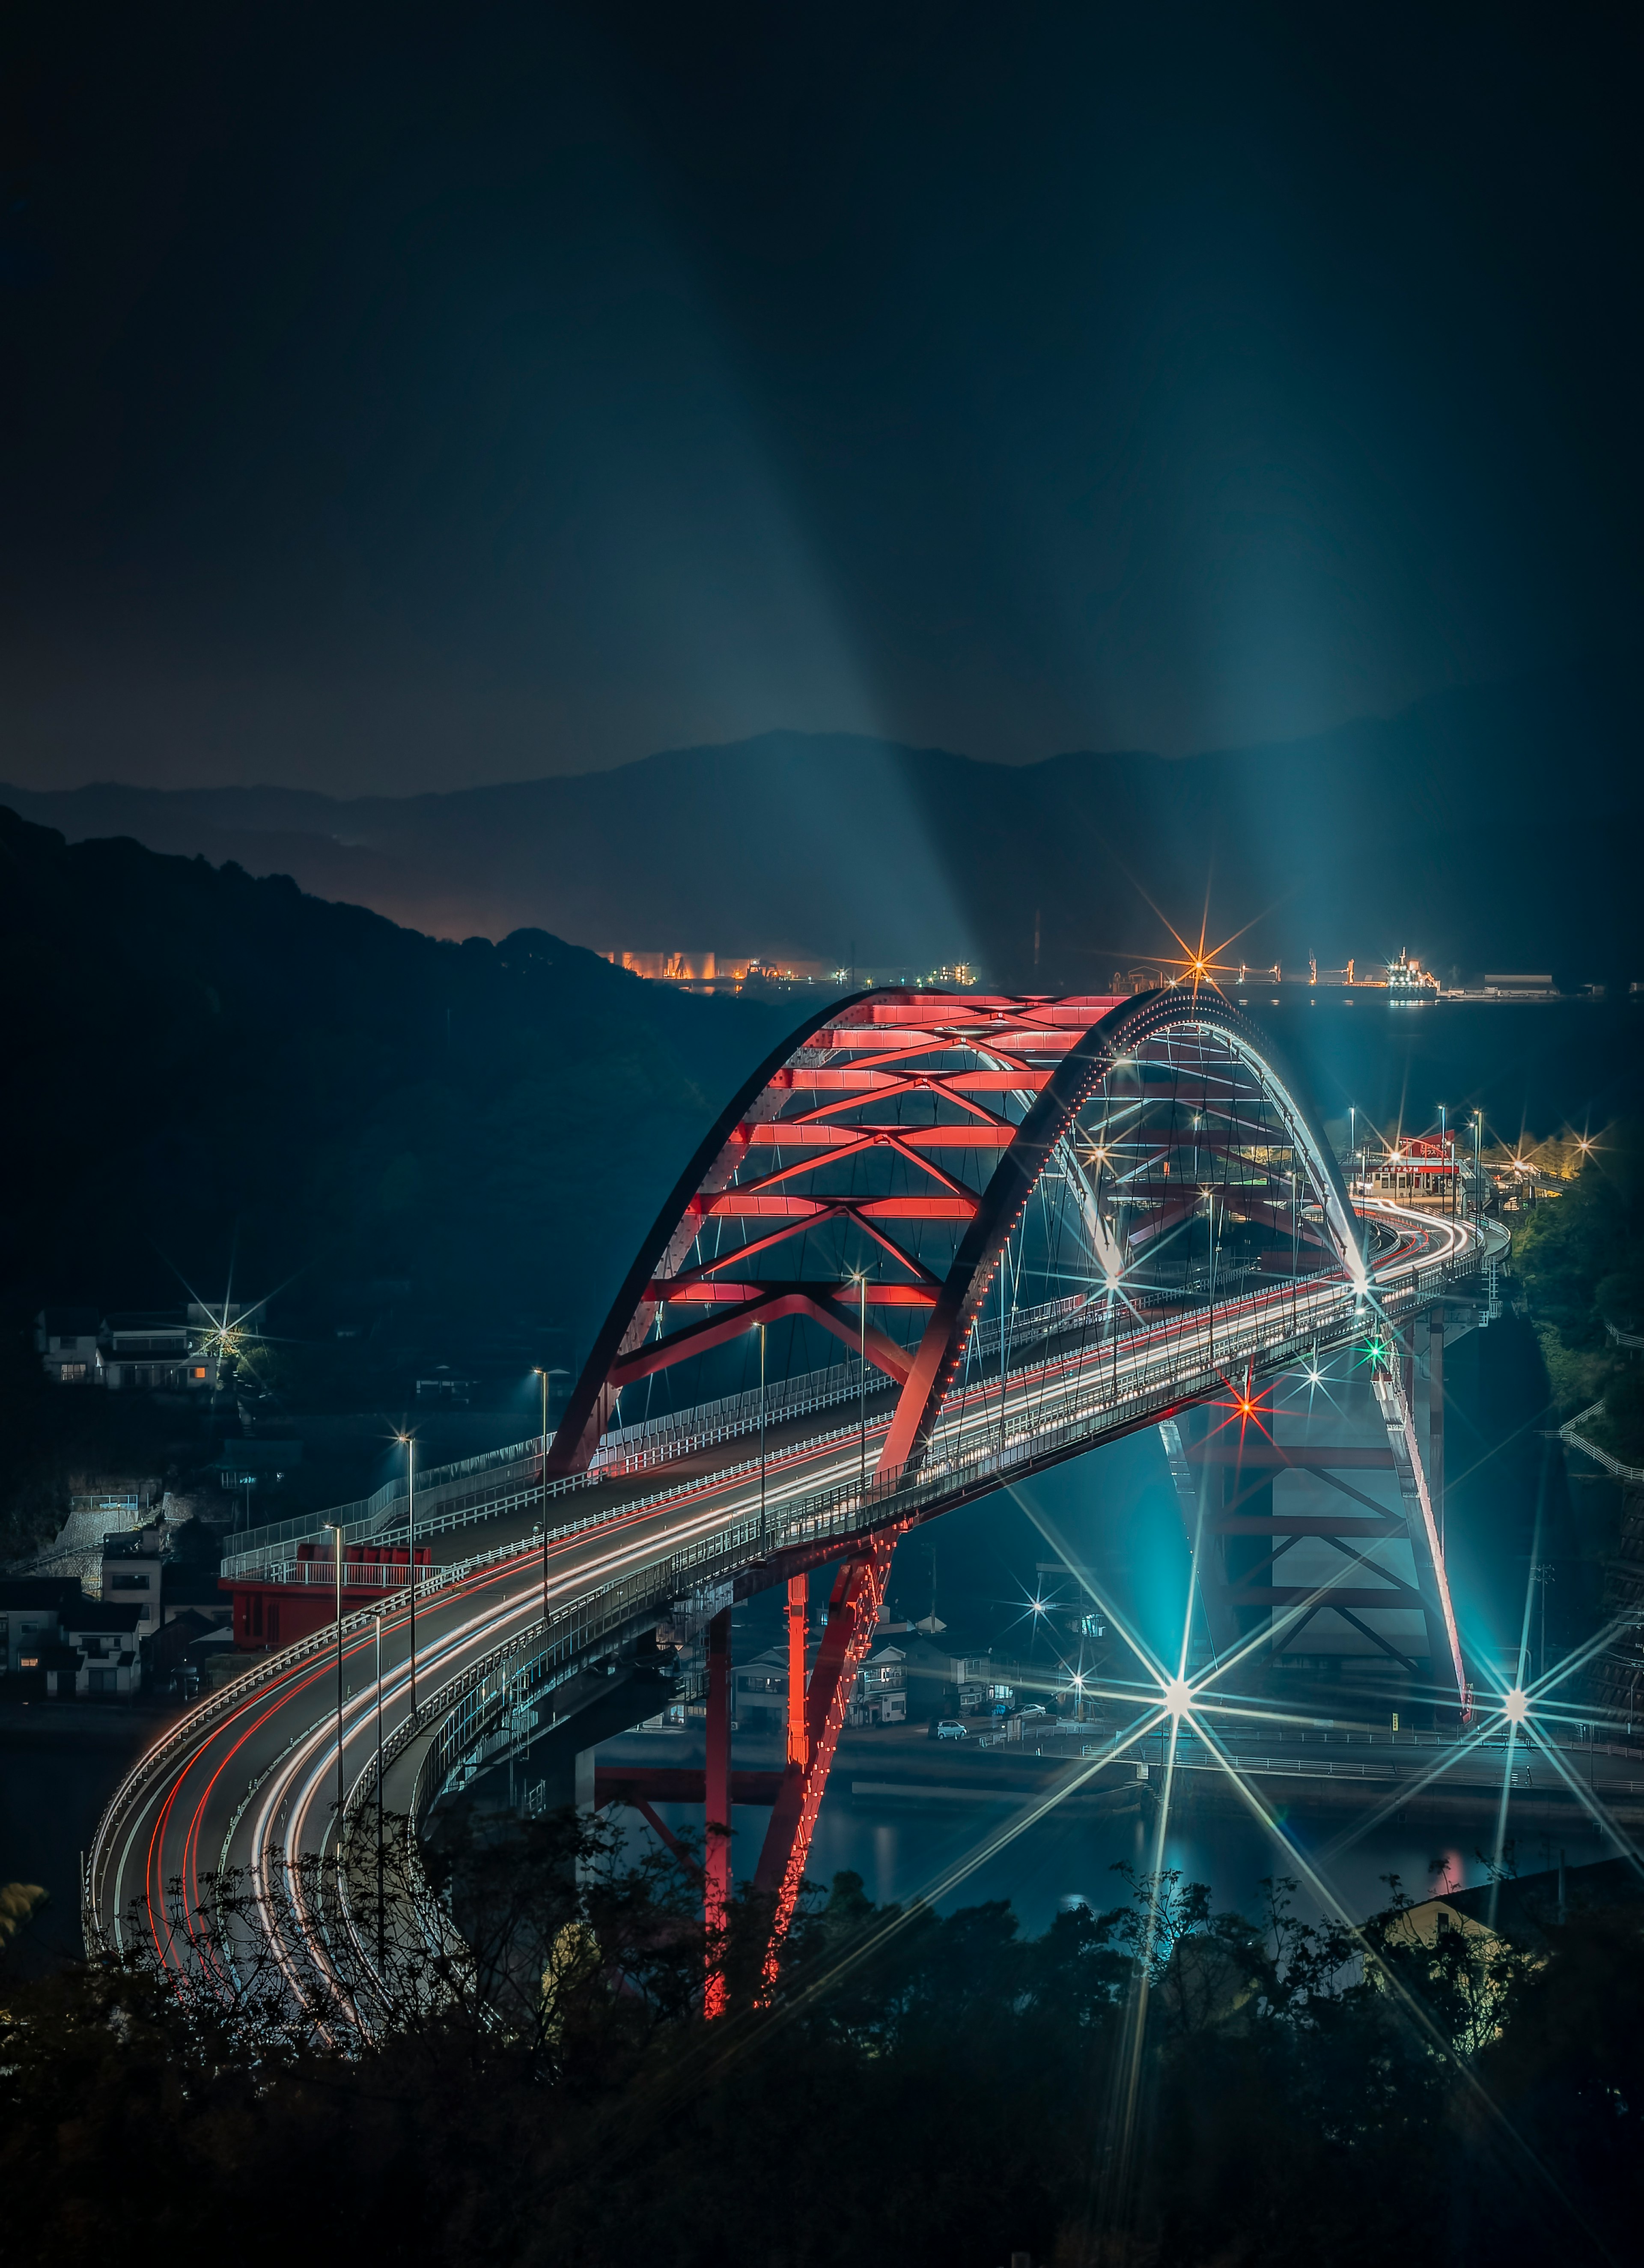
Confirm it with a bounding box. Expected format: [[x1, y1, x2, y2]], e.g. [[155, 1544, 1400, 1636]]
[[223, 1541, 431, 1650]]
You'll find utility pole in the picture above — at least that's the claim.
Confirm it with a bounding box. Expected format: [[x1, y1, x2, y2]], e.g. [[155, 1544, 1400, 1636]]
[[759, 1322, 768, 1550]]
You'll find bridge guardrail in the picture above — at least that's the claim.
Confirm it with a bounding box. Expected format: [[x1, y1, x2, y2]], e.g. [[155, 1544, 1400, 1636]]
[[82, 1526, 551, 1953], [222, 1208, 1466, 1586], [95, 1212, 1476, 1957], [378, 1225, 1480, 1822], [402, 1236, 1478, 1817]]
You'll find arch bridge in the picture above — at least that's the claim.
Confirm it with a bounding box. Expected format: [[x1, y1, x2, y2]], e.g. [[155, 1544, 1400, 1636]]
[[87, 989, 1480, 2009]]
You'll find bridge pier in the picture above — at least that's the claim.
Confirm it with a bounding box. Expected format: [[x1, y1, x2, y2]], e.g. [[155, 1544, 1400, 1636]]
[[786, 1573, 809, 1769], [704, 1608, 733, 2014], [753, 1531, 901, 1952], [1164, 1308, 1470, 1713]]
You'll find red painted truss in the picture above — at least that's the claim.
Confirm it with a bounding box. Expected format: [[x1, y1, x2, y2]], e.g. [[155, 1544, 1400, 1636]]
[[548, 987, 1362, 1490]]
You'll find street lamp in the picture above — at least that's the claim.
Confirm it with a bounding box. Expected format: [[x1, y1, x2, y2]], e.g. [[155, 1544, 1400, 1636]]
[[852, 1270, 869, 1497], [373, 1605, 386, 1970], [1203, 1189, 1219, 1365], [534, 1369, 551, 1629], [758, 1321, 768, 1551], [397, 1432, 418, 1719], [1288, 1170, 1299, 1329], [999, 1234, 1010, 1456], [325, 1520, 345, 1828]]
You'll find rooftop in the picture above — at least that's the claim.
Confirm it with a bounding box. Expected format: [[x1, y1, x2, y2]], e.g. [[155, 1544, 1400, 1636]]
[[63, 1603, 146, 1634], [0, 1578, 83, 1611]]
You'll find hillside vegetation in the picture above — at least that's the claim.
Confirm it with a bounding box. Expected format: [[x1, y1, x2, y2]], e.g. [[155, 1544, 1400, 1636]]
[[0, 807, 789, 1537], [4, 1820, 1642, 2268], [1510, 1132, 1644, 1462]]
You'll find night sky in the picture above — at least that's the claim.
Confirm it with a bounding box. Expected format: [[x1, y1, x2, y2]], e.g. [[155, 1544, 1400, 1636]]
[[2, 3, 1638, 793]]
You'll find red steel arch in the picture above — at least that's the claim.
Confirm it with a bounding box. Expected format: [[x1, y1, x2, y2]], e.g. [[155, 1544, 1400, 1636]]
[[549, 986, 1361, 1486], [876, 986, 1363, 1475], [554, 983, 1372, 1984]]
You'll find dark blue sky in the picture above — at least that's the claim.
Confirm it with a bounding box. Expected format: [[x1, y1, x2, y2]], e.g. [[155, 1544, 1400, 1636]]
[[2, 1, 1637, 791]]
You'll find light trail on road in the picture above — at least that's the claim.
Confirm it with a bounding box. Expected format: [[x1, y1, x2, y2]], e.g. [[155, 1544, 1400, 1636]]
[[89, 1198, 1473, 2023]]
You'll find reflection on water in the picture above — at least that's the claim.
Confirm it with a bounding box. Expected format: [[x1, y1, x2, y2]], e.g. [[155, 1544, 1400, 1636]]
[[661, 1786, 1612, 1936]]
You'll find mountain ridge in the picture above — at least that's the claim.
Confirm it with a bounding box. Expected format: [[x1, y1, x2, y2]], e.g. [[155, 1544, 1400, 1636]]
[[3, 664, 1637, 981]]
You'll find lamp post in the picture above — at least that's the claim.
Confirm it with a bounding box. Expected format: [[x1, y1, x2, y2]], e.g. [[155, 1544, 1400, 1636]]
[[398, 1433, 418, 1719], [326, 1521, 344, 1831], [1349, 1105, 1357, 1190], [373, 1606, 386, 1970], [855, 1271, 868, 1497], [758, 1322, 768, 1551], [1437, 1103, 1450, 1213], [999, 1234, 1010, 1458], [534, 1368, 550, 1629], [1205, 1190, 1218, 1368], [1289, 1170, 1299, 1333]]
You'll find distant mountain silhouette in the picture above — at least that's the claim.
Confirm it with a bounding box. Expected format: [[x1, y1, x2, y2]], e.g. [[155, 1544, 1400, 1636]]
[[3, 665, 1637, 985], [0, 805, 789, 1365]]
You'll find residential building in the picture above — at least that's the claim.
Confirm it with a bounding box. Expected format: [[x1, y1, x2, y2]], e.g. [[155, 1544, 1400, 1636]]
[[34, 1309, 104, 1385], [734, 1644, 789, 1730], [0, 1579, 81, 1678], [101, 1529, 167, 1645], [59, 1602, 144, 1695], [157, 1557, 234, 1631], [0, 1582, 143, 1694], [34, 1300, 256, 1391], [849, 1644, 908, 1726], [103, 1310, 221, 1393]]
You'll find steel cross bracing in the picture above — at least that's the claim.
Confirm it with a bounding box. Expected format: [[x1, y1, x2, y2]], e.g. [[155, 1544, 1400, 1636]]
[[1162, 1307, 1473, 1709], [91, 989, 1483, 2025], [546, 988, 1372, 1491]]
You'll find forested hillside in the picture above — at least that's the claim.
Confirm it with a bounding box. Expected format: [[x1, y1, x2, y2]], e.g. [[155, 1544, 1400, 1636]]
[[0, 808, 790, 1528]]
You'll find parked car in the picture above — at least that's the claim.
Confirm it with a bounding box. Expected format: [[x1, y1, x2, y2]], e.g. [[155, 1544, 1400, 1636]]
[[1016, 1703, 1048, 1719], [930, 1718, 968, 1740]]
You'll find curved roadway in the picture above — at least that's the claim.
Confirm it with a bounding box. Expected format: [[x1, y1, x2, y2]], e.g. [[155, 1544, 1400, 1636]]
[[88, 1200, 1477, 2018]]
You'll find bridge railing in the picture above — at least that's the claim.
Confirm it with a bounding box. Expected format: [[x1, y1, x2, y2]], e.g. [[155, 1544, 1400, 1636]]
[[82, 1525, 558, 1955], [401, 1238, 1474, 1818], [93, 1216, 1474, 1960], [223, 1209, 1468, 1588]]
